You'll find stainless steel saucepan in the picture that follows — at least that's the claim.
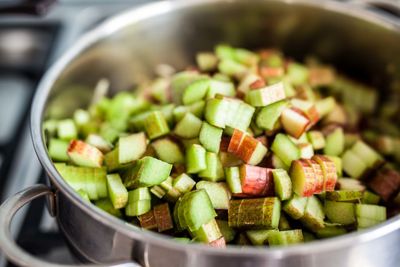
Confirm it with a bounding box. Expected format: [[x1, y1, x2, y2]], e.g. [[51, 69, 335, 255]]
[[1, 0, 400, 266]]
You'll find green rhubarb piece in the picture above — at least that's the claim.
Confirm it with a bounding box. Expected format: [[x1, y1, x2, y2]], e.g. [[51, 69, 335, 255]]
[[225, 167, 243, 194], [170, 70, 204, 104], [152, 138, 184, 164], [256, 100, 289, 130], [73, 109, 90, 127], [182, 79, 210, 105], [351, 140, 383, 168], [48, 139, 69, 162], [85, 134, 113, 153], [150, 78, 169, 104], [324, 200, 356, 225], [362, 191, 380, 205], [267, 230, 304, 246], [307, 131, 326, 150], [355, 204, 386, 221], [216, 220, 236, 242], [316, 226, 347, 238], [228, 197, 281, 229], [271, 154, 289, 171], [325, 190, 362, 202], [342, 150, 368, 179], [150, 185, 167, 199], [246, 82, 286, 107], [124, 157, 172, 188], [315, 97, 336, 118], [287, 62, 309, 86], [272, 169, 293, 201], [196, 52, 218, 72], [246, 229, 278, 246], [106, 174, 128, 209], [128, 187, 151, 202], [43, 119, 58, 137], [234, 48, 259, 66], [57, 119, 78, 141], [282, 196, 308, 220], [173, 101, 205, 122], [104, 148, 125, 172], [326, 155, 343, 177], [199, 122, 223, 153], [206, 80, 235, 99], [191, 219, 222, 243], [324, 127, 345, 156], [174, 112, 202, 139], [186, 144, 207, 173], [100, 123, 120, 144], [183, 190, 218, 232], [336, 178, 366, 191], [196, 181, 231, 209], [173, 173, 196, 193], [271, 134, 301, 166], [357, 217, 382, 229], [180, 138, 200, 149], [218, 59, 248, 78], [144, 111, 170, 139], [215, 44, 235, 60], [118, 132, 147, 164], [173, 237, 192, 243], [205, 98, 230, 128], [225, 101, 255, 131], [77, 189, 90, 202], [126, 200, 151, 216], [301, 196, 325, 232], [198, 152, 225, 182], [95, 199, 122, 218]]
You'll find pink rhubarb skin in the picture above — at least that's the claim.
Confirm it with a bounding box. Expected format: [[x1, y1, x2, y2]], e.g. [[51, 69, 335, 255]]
[[67, 140, 104, 167]]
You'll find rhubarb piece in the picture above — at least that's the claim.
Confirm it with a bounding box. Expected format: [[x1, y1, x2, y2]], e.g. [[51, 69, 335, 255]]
[[282, 195, 307, 220], [104, 148, 124, 172], [325, 190, 362, 202], [153, 203, 174, 232], [208, 236, 226, 248], [355, 204, 386, 228], [106, 174, 128, 209], [207, 80, 236, 99], [271, 154, 289, 171], [152, 138, 184, 164], [281, 108, 310, 139], [368, 168, 400, 201], [300, 196, 325, 232], [219, 151, 242, 167], [118, 132, 147, 164], [170, 70, 204, 104], [48, 139, 69, 162], [222, 98, 255, 131], [272, 169, 293, 200], [216, 220, 236, 242], [336, 178, 366, 191], [57, 119, 78, 141], [182, 79, 210, 105], [307, 131, 326, 150], [126, 187, 152, 216], [312, 155, 337, 192], [255, 100, 289, 130], [173, 173, 196, 194], [342, 150, 368, 179], [173, 101, 205, 122], [239, 165, 273, 197], [228, 197, 281, 229], [199, 122, 223, 153], [196, 52, 218, 72], [287, 62, 309, 85], [205, 98, 230, 128], [144, 111, 170, 140], [186, 144, 207, 173], [228, 129, 267, 165], [289, 159, 316, 197], [305, 159, 324, 194], [362, 191, 380, 205], [95, 199, 122, 218], [198, 152, 225, 181], [245, 82, 286, 107], [323, 127, 344, 156], [67, 140, 104, 168], [77, 189, 90, 202], [290, 99, 320, 128], [218, 59, 248, 79], [174, 112, 202, 139], [246, 229, 278, 246], [138, 210, 158, 230], [324, 200, 356, 225], [316, 226, 347, 238], [183, 190, 217, 231], [267, 230, 304, 246], [191, 219, 223, 244], [326, 155, 343, 177], [225, 167, 243, 194], [357, 217, 383, 229], [124, 157, 172, 188], [85, 134, 113, 153], [298, 143, 314, 159], [315, 97, 336, 118], [351, 140, 384, 168], [238, 73, 262, 97], [271, 134, 301, 166], [196, 181, 231, 209]]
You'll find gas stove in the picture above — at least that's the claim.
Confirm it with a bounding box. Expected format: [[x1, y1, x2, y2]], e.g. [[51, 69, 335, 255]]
[[0, 1, 154, 266]]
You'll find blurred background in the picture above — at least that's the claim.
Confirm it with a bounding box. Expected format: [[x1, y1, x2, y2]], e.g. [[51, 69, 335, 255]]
[[0, 0, 398, 266]]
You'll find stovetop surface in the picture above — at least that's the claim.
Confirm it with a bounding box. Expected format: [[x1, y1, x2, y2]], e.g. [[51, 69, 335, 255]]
[[0, 1, 154, 266]]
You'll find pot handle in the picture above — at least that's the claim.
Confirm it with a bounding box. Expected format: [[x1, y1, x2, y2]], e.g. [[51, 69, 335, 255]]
[[0, 185, 141, 267]]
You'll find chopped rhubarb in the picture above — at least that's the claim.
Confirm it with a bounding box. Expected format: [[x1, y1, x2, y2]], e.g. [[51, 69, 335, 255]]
[[280, 108, 310, 139], [289, 159, 316, 197], [246, 82, 286, 107], [67, 140, 104, 168], [312, 155, 337, 192], [368, 168, 400, 201], [305, 159, 324, 194], [227, 129, 267, 165], [239, 165, 274, 197], [153, 203, 174, 232]]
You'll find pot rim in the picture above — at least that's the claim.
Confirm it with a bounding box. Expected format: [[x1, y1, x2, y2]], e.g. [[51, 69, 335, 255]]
[[31, 0, 400, 257]]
